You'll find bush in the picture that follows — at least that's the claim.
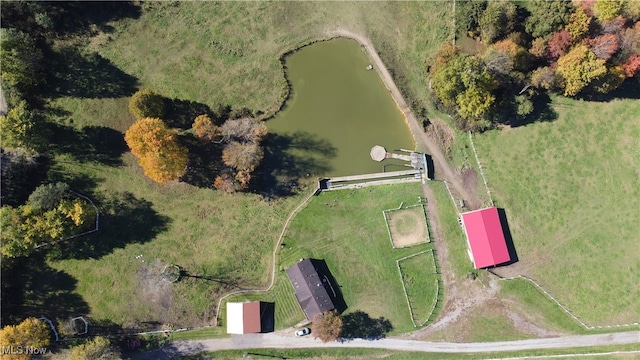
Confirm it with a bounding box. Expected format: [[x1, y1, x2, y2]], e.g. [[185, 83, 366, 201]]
[[128, 89, 165, 120]]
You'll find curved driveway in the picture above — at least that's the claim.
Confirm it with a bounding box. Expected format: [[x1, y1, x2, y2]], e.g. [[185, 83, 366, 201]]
[[132, 331, 640, 360]]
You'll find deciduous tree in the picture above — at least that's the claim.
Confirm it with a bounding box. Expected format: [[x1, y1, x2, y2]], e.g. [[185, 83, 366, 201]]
[[621, 53, 640, 77], [548, 30, 572, 59], [70, 336, 121, 360], [128, 89, 165, 120], [222, 141, 264, 172], [525, 0, 574, 38], [531, 66, 562, 90], [593, 0, 624, 21], [478, 0, 517, 43], [456, 86, 495, 124], [588, 33, 619, 60], [0, 101, 41, 152], [137, 141, 189, 183], [556, 44, 607, 95], [592, 65, 626, 93], [192, 114, 218, 141], [0, 28, 42, 92], [0, 317, 51, 360], [455, 0, 487, 38], [566, 7, 593, 41], [220, 117, 267, 144], [311, 310, 343, 343], [124, 118, 189, 183]]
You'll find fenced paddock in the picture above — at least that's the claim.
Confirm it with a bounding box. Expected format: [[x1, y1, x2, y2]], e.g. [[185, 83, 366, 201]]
[[383, 200, 430, 248], [397, 250, 440, 327]]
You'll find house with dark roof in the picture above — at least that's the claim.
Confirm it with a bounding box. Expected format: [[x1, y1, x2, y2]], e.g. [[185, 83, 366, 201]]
[[460, 206, 511, 269], [285, 258, 336, 320]]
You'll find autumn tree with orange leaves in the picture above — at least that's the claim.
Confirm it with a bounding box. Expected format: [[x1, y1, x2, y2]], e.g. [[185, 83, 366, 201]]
[[125, 118, 188, 183]]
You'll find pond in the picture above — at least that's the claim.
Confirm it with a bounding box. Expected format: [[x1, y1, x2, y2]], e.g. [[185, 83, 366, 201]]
[[267, 38, 415, 177]]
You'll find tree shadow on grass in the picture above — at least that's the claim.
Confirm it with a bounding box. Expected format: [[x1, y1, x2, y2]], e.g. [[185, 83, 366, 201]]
[[507, 92, 558, 128], [256, 131, 337, 197], [47, 123, 128, 166], [1, 254, 89, 326], [43, 45, 138, 99], [164, 98, 217, 130], [179, 134, 224, 188], [339, 310, 393, 341], [48, 191, 170, 260]]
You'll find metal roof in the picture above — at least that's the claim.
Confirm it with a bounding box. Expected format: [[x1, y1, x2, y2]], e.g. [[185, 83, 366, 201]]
[[460, 207, 510, 269]]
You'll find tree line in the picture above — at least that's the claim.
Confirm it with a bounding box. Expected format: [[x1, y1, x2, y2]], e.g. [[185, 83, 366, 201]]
[[125, 89, 268, 191], [431, 0, 639, 131]]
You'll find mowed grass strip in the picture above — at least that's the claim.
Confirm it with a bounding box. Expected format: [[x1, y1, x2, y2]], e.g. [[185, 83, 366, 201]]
[[398, 251, 439, 326], [474, 96, 640, 325]]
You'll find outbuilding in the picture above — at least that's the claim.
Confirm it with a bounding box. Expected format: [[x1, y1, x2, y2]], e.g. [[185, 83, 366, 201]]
[[460, 206, 510, 269], [226, 301, 262, 334]]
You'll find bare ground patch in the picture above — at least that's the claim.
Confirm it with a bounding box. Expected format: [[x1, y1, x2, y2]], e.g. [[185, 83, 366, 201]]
[[424, 117, 455, 157], [385, 205, 429, 248]]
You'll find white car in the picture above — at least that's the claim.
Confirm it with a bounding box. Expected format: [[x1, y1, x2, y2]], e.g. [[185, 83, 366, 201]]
[[295, 327, 311, 336]]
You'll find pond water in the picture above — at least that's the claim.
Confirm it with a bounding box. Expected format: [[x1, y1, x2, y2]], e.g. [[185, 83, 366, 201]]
[[267, 38, 415, 177]]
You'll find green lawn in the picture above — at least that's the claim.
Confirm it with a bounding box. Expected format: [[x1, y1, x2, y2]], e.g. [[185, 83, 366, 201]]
[[398, 251, 439, 326], [229, 183, 436, 334], [473, 96, 640, 325]]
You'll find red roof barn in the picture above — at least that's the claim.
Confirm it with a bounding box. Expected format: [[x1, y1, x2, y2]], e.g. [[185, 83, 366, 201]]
[[460, 207, 510, 269]]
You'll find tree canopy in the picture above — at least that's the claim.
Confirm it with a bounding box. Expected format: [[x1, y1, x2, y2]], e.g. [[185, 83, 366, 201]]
[[124, 118, 189, 183], [70, 336, 121, 360], [525, 0, 574, 38], [0, 317, 51, 360], [0, 28, 42, 92], [128, 89, 165, 120], [0, 101, 42, 152], [311, 310, 343, 342], [556, 44, 607, 96]]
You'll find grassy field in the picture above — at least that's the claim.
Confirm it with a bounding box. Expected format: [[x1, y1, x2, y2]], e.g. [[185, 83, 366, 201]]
[[398, 251, 439, 326], [32, 2, 453, 329], [473, 96, 640, 325], [229, 183, 436, 334], [50, 1, 452, 126], [44, 155, 304, 327]]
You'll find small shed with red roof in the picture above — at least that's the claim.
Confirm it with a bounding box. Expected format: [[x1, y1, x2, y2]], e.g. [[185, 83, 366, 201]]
[[460, 207, 510, 269], [226, 302, 262, 334]]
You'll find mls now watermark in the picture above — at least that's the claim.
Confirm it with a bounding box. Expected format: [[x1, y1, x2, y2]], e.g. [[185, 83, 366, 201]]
[[2, 345, 48, 355]]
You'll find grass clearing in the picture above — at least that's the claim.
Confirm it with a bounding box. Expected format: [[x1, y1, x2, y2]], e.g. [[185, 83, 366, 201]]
[[397, 251, 439, 326], [231, 183, 436, 333], [473, 96, 640, 325]]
